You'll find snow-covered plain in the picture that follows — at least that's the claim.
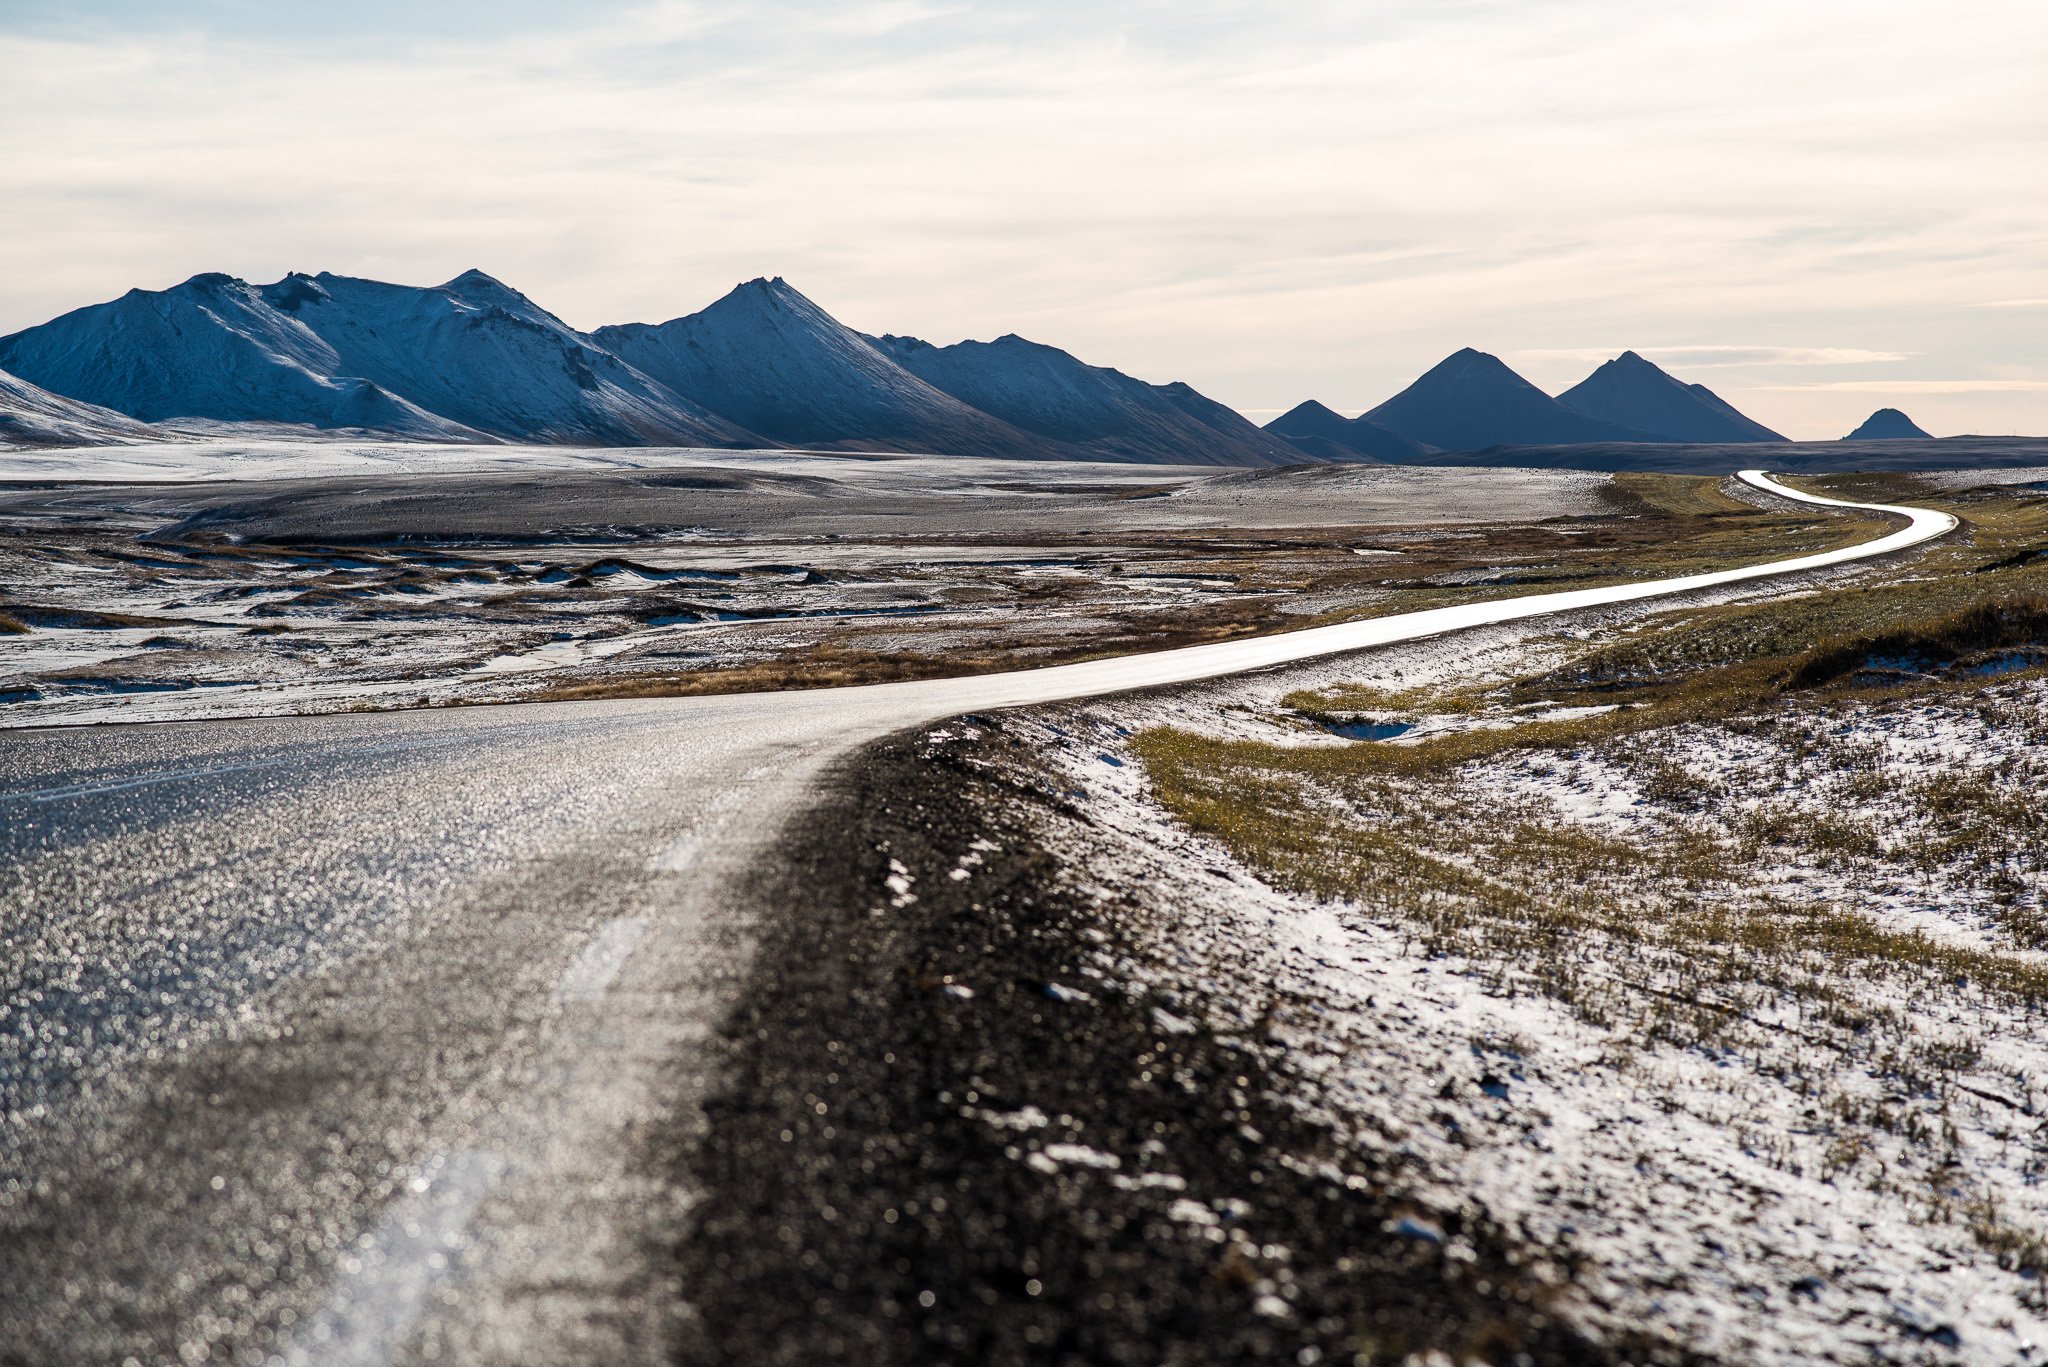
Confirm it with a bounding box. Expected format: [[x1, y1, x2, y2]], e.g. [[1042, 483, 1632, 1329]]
[[0, 439, 905, 484], [0, 448, 1629, 728]]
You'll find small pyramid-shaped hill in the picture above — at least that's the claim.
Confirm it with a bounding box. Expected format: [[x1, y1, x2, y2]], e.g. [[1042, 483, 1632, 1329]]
[[871, 332, 1303, 467], [1557, 351, 1785, 443], [1844, 408, 1933, 439], [1365, 348, 1662, 451], [1263, 400, 1437, 463]]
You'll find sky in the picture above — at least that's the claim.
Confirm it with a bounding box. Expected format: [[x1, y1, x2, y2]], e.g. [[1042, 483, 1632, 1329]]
[[1, 0, 2044, 440]]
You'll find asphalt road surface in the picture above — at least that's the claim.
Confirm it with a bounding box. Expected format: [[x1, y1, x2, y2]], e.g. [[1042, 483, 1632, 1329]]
[[0, 473, 1954, 1366]]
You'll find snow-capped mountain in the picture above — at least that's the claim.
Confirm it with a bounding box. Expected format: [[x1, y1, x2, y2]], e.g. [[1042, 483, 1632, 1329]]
[[0, 273, 485, 440], [260, 270, 764, 446], [1557, 351, 1785, 443], [870, 332, 1304, 467], [593, 279, 1063, 460], [0, 367, 167, 448], [1844, 408, 1932, 439], [1365, 349, 1662, 450], [1261, 400, 1437, 463], [0, 269, 1308, 464], [0, 271, 764, 448]]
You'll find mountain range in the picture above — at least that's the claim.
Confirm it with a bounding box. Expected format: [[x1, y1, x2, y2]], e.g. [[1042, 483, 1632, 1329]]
[[0, 269, 1833, 463], [0, 272, 1304, 466]]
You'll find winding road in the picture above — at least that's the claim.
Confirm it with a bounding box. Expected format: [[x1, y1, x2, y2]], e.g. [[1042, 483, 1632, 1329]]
[[0, 472, 1954, 1365]]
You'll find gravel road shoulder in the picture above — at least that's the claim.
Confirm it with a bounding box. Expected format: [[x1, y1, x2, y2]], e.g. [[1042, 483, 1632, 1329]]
[[667, 718, 1692, 1366]]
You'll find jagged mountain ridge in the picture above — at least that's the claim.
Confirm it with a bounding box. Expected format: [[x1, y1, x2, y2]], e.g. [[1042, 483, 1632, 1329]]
[[0, 271, 761, 448], [1261, 400, 1438, 463], [0, 272, 1814, 464], [1363, 348, 1666, 450], [0, 273, 486, 440], [0, 367, 169, 448], [868, 331, 1302, 467], [0, 271, 1304, 465], [1556, 351, 1786, 443], [261, 270, 763, 447]]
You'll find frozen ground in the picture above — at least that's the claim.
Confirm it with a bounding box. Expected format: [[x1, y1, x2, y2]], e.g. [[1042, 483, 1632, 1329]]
[[0, 444, 1669, 728], [1004, 612, 2048, 1364], [0, 440, 1192, 485], [1921, 468, 2048, 492], [0, 436, 1605, 506]]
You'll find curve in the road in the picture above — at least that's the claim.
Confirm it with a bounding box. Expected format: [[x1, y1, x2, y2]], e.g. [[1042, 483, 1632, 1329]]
[[819, 468, 1958, 716]]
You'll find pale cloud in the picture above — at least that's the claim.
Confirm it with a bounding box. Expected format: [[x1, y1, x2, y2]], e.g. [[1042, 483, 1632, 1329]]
[[1759, 380, 2048, 393], [1521, 347, 1915, 368], [0, 0, 2044, 439]]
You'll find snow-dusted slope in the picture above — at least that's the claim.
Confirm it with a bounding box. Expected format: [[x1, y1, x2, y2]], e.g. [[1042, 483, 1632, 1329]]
[[593, 279, 1067, 460], [1263, 399, 1437, 463], [1557, 351, 1786, 443], [873, 332, 1305, 468], [261, 271, 763, 447], [0, 367, 167, 448], [0, 271, 765, 448], [1367, 348, 1664, 451], [0, 274, 492, 440]]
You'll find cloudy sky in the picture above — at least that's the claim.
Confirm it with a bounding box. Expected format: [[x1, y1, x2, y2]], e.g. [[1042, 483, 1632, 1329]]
[[2, 0, 2043, 438]]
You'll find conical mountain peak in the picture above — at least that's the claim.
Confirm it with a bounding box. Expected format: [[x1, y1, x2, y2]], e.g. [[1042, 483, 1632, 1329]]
[[1844, 407, 1932, 440], [1558, 352, 1784, 443], [1263, 400, 1436, 463], [1367, 348, 1660, 450], [593, 280, 1059, 456], [435, 269, 551, 317], [446, 267, 509, 288], [721, 276, 814, 309]]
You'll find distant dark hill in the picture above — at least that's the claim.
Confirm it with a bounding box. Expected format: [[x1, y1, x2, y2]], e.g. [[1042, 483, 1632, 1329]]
[[1365, 348, 1662, 450], [871, 332, 1301, 467], [0, 367, 168, 447], [0, 270, 762, 447], [1407, 435, 2048, 475], [593, 279, 1063, 460], [1845, 408, 1933, 440], [1557, 351, 1786, 443], [1263, 400, 1436, 463]]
